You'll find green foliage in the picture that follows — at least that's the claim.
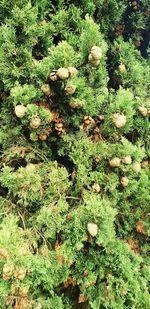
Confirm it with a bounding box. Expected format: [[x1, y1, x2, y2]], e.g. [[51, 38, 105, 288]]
[[11, 84, 40, 106], [0, 0, 150, 308]]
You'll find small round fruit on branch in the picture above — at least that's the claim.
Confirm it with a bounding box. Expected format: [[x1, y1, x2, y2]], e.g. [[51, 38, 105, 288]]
[[68, 67, 78, 77], [41, 84, 53, 96], [132, 0, 137, 7], [50, 71, 58, 81], [38, 129, 51, 141], [55, 122, 64, 132], [30, 116, 41, 129], [87, 223, 98, 237], [3, 273, 12, 280], [133, 162, 141, 174], [88, 54, 100, 66], [18, 245, 29, 256], [19, 287, 29, 297], [138, 106, 148, 117], [122, 156, 132, 165], [133, 5, 138, 10], [39, 133, 48, 141], [134, 38, 141, 48], [118, 63, 126, 73], [98, 114, 105, 121], [132, 1, 138, 10], [89, 46, 102, 60], [141, 160, 149, 169], [15, 268, 26, 280], [14, 105, 26, 118], [55, 122, 66, 136], [113, 113, 127, 128], [91, 59, 100, 66], [65, 83, 76, 95], [3, 264, 14, 280], [92, 183, 101, 193], [83, 115, 94, 126], [109, 157, 121, 167], [57, 68, 69, 80], [120, 176, 129, 187], [0, 248, 9, 260]]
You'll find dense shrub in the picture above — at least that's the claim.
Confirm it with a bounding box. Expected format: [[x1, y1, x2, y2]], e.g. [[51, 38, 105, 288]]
[[0, 1, 149, 308]]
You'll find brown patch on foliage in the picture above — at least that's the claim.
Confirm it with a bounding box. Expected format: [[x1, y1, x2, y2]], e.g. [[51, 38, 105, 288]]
[[56, 255, 64, 267], [78, 294, 87, 303], [136, 221, 146, 235], [89, 127, 105, 142], [64, 277, 77, 288], [128, 238, 140, 253], [35, 101, 50, 110], [115, 24, 125, 37], [51, 111, 64, 123]]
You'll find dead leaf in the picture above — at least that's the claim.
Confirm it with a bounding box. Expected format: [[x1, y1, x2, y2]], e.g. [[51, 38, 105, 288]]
[[66, 213, 72, 220]]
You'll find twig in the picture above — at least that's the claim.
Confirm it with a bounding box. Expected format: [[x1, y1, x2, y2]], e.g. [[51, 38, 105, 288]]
[[18, 211, 26, 229], [66, 196, 80, 200]]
